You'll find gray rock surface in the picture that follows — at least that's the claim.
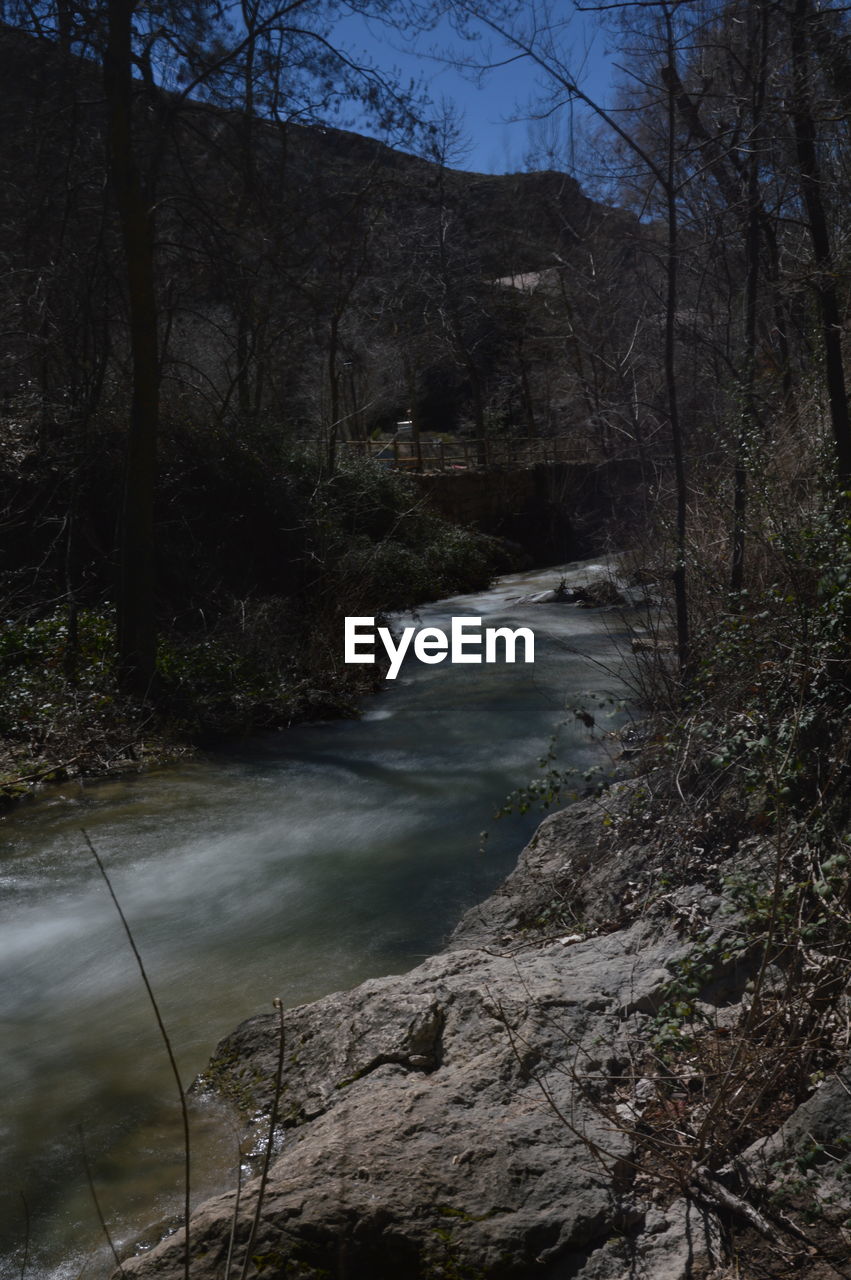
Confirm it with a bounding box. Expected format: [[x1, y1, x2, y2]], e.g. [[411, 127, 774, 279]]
[[119, 793, 729, 1280], [740, 1064, 851, 1244]]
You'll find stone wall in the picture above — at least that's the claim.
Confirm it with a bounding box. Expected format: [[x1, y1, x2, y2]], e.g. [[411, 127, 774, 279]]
[[415, 459, 647, 561]]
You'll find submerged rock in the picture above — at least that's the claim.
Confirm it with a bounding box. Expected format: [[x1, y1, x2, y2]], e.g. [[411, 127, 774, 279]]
[[512, 573, 640, 609]]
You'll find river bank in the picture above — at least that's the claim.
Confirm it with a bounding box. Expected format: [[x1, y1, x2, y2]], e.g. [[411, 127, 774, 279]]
[[0, 455, 518, 812], [0, 653, 382, 812], [0, 576, 498, 812], [116, 776, 851, 1280]]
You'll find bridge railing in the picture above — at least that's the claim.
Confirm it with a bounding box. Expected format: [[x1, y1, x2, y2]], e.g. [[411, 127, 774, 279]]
[[340, 435, 584, 472]]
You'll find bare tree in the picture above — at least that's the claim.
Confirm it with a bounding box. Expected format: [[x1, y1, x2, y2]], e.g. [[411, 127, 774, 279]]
[[441, 0, 694, 670], [4, 0, 427, 688], [787, 0, 851, 490]]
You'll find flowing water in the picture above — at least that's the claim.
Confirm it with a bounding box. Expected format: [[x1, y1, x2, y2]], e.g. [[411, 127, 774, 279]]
[[0, 560, 634, 1279]]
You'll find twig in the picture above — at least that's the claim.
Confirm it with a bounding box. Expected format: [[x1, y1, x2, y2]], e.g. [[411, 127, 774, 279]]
[[689, 1164, 851, 1275], [82, 829, 191, 1280], [2, 755, 81, 788], [223, 1140, 244, 1280], [694, 1163, 851, 1277], [690, 1165, 778, 1240], [18, 1192, 30, 1280], [79, 1127, 126, 1276], [238, 998, 286, 1280]]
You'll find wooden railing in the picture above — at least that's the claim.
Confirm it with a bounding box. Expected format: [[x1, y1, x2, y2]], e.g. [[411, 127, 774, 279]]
[[340, 435, 584, 473]]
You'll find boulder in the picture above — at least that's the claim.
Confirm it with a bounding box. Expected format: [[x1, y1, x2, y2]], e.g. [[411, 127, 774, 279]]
[[122, 922, 696, 1279], [118, 793, 732, 1280]]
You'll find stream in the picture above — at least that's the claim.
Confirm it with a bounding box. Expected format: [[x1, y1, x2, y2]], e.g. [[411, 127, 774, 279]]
[[0, 559, 634, 1279]]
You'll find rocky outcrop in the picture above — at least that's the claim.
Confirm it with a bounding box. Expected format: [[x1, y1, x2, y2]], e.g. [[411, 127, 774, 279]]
[[117, 792, 748, 1280]]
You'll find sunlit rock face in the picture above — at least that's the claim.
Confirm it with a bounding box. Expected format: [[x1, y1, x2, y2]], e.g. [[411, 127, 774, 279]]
[[118, 789, 727, 1280]]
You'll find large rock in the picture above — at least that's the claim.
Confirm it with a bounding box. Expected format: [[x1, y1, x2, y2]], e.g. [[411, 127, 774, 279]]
[[118, 794, 727, 1280]]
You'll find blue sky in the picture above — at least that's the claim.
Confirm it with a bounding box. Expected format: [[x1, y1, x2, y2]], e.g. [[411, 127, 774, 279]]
[[329, 8, 617, 175]]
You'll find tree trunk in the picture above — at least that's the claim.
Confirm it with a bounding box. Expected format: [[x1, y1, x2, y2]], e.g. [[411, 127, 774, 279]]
[[104, 0, 160, 692], [732, 0, 770, 594], [662, 16, 690, 676], [327, 312, 341, 472], [789, 0, 851, 490]]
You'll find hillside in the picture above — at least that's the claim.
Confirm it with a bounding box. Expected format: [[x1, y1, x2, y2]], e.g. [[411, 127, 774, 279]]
[[0, 23, 640, 442]]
